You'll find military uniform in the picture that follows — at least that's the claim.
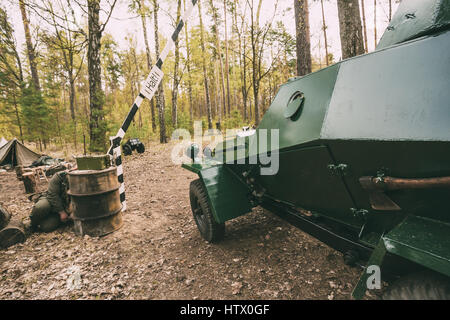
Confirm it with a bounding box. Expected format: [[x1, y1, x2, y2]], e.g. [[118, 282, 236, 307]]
[[30, 171, 70, 232]]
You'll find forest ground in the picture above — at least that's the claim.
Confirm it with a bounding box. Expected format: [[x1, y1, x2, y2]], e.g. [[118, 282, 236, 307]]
[[0, 141, 381, 300]]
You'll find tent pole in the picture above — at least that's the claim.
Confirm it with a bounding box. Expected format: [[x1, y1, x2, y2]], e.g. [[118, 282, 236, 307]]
[[12, 144, 15, 167]]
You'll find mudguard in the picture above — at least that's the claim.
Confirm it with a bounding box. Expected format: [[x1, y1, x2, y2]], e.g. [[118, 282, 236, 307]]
[[183, 162, 254, 224], [382, 215, 450, 278], [353, 215, 450, 299]]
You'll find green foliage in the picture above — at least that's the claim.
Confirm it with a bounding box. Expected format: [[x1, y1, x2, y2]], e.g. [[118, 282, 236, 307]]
[[223, 109, 245, 130], [89, 105, 108, 153], [177, 110, 193, 134], [102, 34, 122, 90], [0, 6, 23, 139], [20, 84, 52, 142]]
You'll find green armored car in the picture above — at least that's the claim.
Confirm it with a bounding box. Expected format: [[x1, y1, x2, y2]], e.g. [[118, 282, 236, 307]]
[[183, 0, 450, 299]]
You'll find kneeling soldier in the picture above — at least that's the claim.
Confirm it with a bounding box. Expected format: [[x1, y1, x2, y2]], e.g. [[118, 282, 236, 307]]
[[29, 170, 72, 232]]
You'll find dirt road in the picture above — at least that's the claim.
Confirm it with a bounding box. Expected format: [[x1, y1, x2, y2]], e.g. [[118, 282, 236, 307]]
[[0, 142, 377, 300]]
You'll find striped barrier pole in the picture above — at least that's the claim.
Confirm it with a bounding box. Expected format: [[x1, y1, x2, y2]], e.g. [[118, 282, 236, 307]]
[[108, 0, 198, 211]]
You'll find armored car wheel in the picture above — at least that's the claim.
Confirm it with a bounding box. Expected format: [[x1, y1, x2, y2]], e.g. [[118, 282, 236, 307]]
[[383, 272, 450, 300], [189, 179, 225, 243]]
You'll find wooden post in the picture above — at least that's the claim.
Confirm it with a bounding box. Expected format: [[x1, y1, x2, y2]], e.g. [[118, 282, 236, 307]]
[[22, 172, 37, 194], [15, 165, 24, 181]]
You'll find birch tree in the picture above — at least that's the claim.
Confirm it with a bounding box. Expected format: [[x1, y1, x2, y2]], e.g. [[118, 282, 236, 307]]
[[152, 0, 168, 142], [198, 0, 213, 129]]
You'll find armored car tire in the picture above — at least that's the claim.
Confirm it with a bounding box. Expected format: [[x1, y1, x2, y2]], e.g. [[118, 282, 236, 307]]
[[383, 272, 450, 300], [189, 179, 225, 243]]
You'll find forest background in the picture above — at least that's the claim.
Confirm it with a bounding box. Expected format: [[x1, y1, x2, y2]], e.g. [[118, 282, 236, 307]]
[[0, 0, 399, 153]]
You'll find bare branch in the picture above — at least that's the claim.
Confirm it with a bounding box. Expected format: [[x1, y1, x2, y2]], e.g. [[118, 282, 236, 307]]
[[99, 0, 118, 34]]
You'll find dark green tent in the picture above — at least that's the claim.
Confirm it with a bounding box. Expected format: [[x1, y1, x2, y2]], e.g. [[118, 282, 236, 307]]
[[0, 138, 40, 167]]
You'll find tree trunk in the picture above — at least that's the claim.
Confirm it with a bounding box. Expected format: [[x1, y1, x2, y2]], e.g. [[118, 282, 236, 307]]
[[68, 69, 76, 120], [374, 0, 377, 48], [131, 47, 142, 129], [87, 0, 106, 152], [236, 7, 248, 121], [138, 0, 157, 132], [320, 0, 329, 66], [208, 0, 225, 124], [153, 0, 168, 143], [223, 0, 231, 115], [19, 0, 41, 92], [149, 92, 157, 132], [389, 0, 392, 21], [337, 0, 365, 59], [361, 0, 368, 53], [69, 75, 77, 150], [198, 0, 213, 129], [251, 19, 258, 124], [250, 0, 263, 125], [12, 92, 24, 144], [318, 37, 323, 68], [171, 0, 182, 128], [214, 62, 220, 118], [55, 96, 63, 147], [183, 0, 194, 122], [294, 0, 312, 76], [243, 42, 248, 122]]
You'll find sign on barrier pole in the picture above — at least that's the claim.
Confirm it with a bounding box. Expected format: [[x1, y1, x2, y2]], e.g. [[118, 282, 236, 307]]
[[108, 0, 198, 211]]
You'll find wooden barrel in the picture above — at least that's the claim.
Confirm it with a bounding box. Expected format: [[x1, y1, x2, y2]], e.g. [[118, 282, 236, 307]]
[[0, 221, 25, 249], [68, 167, 123, 237], [0, 204, 11, 230], [72, 213, 123, 238]]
